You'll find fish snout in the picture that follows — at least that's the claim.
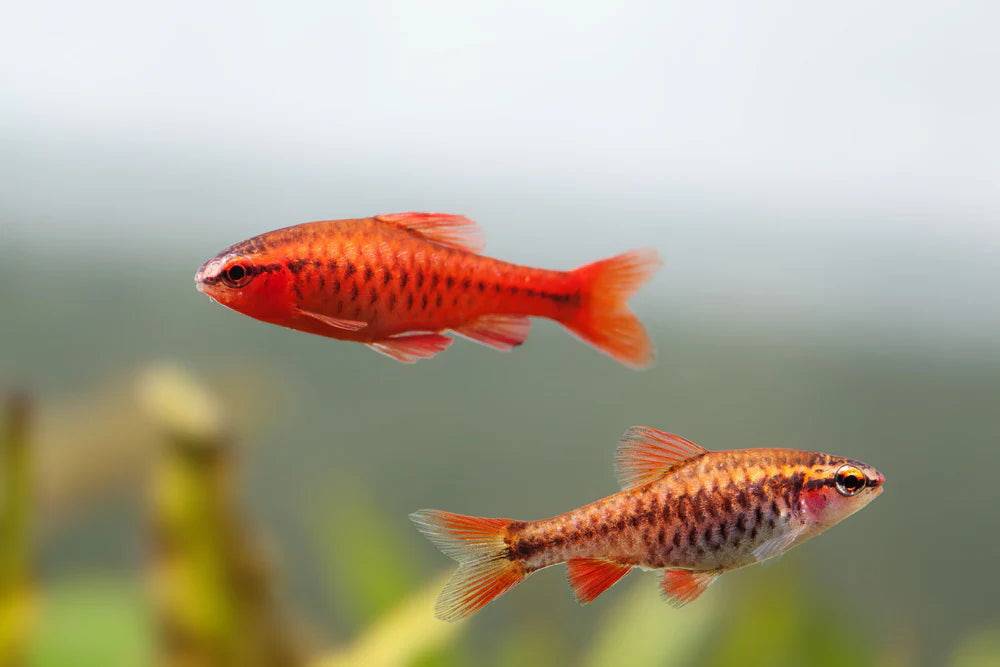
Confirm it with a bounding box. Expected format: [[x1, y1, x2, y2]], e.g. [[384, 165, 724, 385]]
[[194, 257, 225, 293], [867, 469, 885, 493]]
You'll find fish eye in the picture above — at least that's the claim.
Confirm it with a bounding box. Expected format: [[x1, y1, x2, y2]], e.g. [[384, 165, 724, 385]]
[[835, 465, 866, 496], [222, 263, 252, 288]]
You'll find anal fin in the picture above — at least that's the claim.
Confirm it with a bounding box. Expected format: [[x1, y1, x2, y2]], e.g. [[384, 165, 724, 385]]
[[367, 333, 452, 363], [660, 569, 719, 607], [567, 558, 632, 604], [452, 314, 531, 352]]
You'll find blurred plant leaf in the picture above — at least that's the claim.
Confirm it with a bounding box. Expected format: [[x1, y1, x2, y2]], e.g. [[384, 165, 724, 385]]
[[0, 393, 36, 665], [312, 573, 461, 667], [494, 617, 568, 667], [144, 364, 304, 666], [700, 562, 878, 667], [949, 622, 1000, 667], [138, 363, 224, 443], [34, 363, 279, 525], [318, 477, 417, 627], [26, 578, 150, 667], [583, 576, 718, 667]]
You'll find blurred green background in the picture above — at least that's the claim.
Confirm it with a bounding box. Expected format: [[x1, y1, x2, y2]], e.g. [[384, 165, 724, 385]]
[[2, 2, 999, 665]]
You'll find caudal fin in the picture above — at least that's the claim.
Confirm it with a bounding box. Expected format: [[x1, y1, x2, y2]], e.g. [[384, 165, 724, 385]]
[[410, 510, 525, 621], [565, 249, 662, 369]]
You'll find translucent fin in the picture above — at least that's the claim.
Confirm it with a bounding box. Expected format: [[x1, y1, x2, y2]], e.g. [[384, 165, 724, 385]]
[[367, 333, 452, 363], [660, 569, 719, 607], [376, 212, 485, 254], [567, 558, 631, 604], [564, 249, 661, 369], [410, 510, 525, 621], [615, 426, 708, 489], [452, 314, 531, 352], [297, 308, 367, 331], [752, 524, 806, 563]]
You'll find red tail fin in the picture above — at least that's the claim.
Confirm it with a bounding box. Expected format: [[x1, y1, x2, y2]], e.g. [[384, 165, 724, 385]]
[[410, 510, 525, 621], [565, 249, 661, 369]]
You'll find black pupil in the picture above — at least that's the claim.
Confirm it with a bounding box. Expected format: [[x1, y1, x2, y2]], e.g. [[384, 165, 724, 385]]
[[226, 265, 246, 282], [840, 473, 864, 491]]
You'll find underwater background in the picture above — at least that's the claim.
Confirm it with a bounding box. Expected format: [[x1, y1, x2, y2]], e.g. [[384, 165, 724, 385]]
[[2, 2, 999, 665]]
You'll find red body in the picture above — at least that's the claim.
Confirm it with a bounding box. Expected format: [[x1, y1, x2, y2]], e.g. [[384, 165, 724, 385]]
[[196, 213, 660, 366]]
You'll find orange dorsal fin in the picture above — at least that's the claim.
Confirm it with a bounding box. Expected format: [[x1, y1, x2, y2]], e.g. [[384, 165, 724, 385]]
[[376, 212, 484, 253], [367, 333, 453, 363], [615, 426, 708, 489], [452, 314, 531, 352], [660, 569, 719, 607], [410, 510, 525, 621], [567, 558, 632, 604]]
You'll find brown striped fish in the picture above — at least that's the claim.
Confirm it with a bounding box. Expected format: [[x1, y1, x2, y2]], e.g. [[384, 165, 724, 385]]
[[411, 426, 885, 620], [195, 212, 661, 367]]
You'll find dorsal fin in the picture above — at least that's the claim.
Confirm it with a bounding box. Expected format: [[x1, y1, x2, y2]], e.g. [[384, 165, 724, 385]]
[[615, 426, 708, 489], [375, 212, 484, 253]]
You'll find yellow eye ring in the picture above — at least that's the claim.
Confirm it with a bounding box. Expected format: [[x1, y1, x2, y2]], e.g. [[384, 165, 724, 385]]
[[835, 464, 866, 496]]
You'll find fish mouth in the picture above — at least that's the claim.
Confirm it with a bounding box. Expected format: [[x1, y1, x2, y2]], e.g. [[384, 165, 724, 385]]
[[867, 470, 885, 495], [194, 265, 207, 293]]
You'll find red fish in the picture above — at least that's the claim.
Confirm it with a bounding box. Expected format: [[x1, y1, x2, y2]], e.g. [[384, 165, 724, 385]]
[[412, 426, 885, 620], [195, 213, 660, 367]]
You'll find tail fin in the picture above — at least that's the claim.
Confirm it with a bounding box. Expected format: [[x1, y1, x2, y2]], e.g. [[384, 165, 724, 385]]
[[565, 249, 662, 369], [410, 510, 525, 621]]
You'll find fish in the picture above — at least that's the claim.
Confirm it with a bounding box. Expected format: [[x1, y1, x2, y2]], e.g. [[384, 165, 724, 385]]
[[195, 213, 661, 367], [411, 426, 885, 620]]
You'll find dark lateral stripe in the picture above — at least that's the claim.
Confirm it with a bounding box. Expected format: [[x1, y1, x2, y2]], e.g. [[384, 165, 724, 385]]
[[286, 259, 309, 274]]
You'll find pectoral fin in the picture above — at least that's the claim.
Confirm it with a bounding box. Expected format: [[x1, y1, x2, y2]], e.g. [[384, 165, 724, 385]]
[[752, 524, 807, 563], [297, 308, 368, 332]]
